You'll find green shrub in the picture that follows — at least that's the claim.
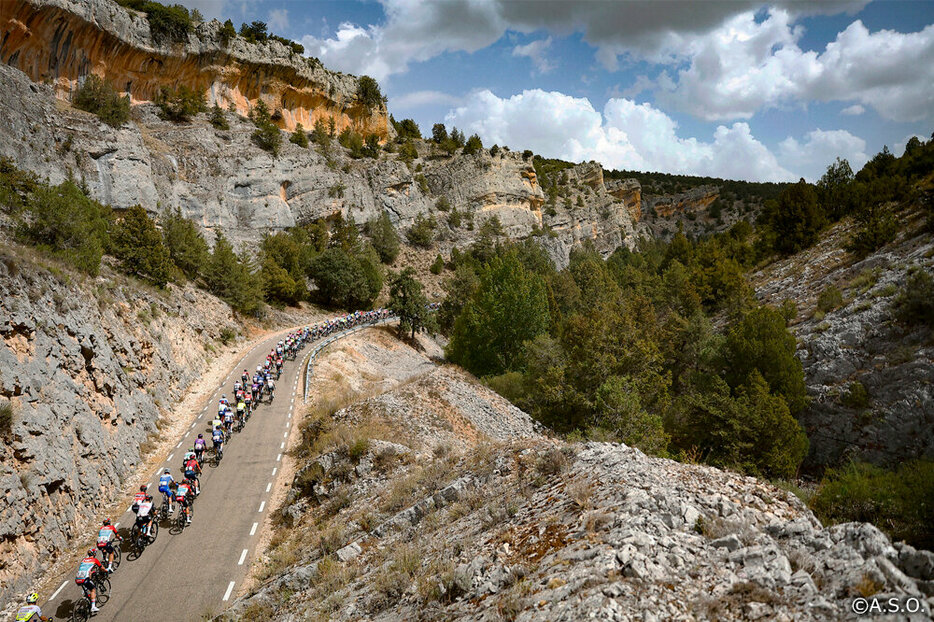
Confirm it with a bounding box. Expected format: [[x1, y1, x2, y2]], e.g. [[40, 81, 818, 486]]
[[308, 246, 382, 310], [117, 0, 192, 43], [251, 101, 281, 156], [338, 128, 364, 158], [430, 254, 444, 275], [365, 212, 400, 264], [238, 20, 268, 43], [153, 85, 205, 122], [218, 18, 236, 45], [840, 380, 870, 408], [208, 102, 229, 130], [893, 269, 934, 328], [219, 327, 237, 345], [111, 205, 174, 287], [816, 284, 843, 313], [462, 133, 483, 155], [810, 460, 934, 549], [18, 180, 110, 275], [0, 401, 13, 440], [289, 123, 309, 148], [160, 207, 209, 280], [73, 75, 130, 127], [406, 213, 436, 248], [846, 202, 898, 259], [435, 196, 451, 212], [356, 75, 386, 111]]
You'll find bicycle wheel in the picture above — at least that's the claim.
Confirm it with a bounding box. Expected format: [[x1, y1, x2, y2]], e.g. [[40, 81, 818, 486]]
[[72, 597, 91, 622], [148, 520, 159, 542], [130, 524, 143, 551], [96, 576, 112, 605], [111, 543, 122, 570]]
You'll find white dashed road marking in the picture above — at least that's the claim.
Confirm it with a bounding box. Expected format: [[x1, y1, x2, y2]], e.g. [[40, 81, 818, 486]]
[[265, 482, 271, 493], [258, 501, 265, 513], [250, 522, 258, 536], [276, 453, 281, 462], [168, 453, 174, 461], [223, 581, 235, 601], [280, 442, 285, 449], [51, 581, 67, 600], [271, 468, 277, 476], [238, 549, 248, 565]]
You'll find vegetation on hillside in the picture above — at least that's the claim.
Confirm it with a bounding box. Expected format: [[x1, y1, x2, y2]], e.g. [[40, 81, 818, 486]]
[[73, 75, 130, 127], [116, 0, 192, 43]]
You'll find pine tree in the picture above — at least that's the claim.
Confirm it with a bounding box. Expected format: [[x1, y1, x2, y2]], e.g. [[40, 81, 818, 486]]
[[389, 267, 437, 339], [111, 205, 174, 287], [161, 208, 209, 281]]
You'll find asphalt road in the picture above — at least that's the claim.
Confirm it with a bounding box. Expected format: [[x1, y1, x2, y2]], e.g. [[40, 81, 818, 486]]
[[43, 325, 311, 622]]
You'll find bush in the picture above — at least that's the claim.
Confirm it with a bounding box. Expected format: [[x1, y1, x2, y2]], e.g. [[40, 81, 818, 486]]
[[161, 208, 209, 280], [407, 213, 436, 248], [289, 123, 309, 148], [338, 128, 364, 158], [846, 201, 898, 259], [218, 18, 236, 45], [760, 180, 825, 256], [111, 205, 174, 287], [153, 85, 205, 122], [0, 401, 13, 440], [18, 180, 110, 275], [840, 381, 870, 409], [720, 306, 808, 414], [251, 101, 281, 156], [435, 196, 451, 212], [364, 213, 400, 264], [117, 0, 192, 43], [430, 254, 444, 275], [204, 231, 264, 315], [239, 20, 268, 43], [892, 269, 934, 328], [462, 133, 483, 155], [73, 74, 130, 127], [388, 267, 437, 340], [208, 102, 229, 129], [810, 460, 934, 549], [356, 75, 386, 111], [308, 246, 382, 310], [816, 284, 843, 313]]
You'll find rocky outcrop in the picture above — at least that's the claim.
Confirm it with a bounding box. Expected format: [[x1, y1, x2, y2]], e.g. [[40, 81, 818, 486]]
[[0, 61, 640, 268], [0, 0, 387, 136], [644, 184, 719, 218], [751, 215, 934, 469], [225, 329, 934, 621], [0, 246, 252, 606], [606, 178, 642, 222]]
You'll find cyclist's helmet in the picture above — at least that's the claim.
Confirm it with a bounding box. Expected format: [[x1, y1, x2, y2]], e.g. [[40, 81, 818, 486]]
[[164, 468, 171, 474], [198, 433, 203, 439], [140, 485, 147, 492], [87, 548, 97, 557], [189, 447, 195, 453], [102, 519, 111, 526], [26, 592, 38, 604], [222, 394, 226, 399]]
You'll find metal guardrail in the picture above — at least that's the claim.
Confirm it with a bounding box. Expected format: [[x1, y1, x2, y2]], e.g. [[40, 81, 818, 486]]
[[300, 315, 398, 404]]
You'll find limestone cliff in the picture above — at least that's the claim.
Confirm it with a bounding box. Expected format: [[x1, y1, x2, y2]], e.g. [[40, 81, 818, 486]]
[[0, 0, 387, 136], [0, 242, 309, 608], [0, 61, 640, 268]]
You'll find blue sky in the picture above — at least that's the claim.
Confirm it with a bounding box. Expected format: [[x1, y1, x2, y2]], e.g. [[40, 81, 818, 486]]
[[187, 0, 934, 182]]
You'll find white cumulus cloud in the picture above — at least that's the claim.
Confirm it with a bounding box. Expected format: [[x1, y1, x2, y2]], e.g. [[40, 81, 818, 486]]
[[657, 9, 934, 122], [268, 8, 289, 34], [391, 90, 462, 108], [445, 89, 799, 182], [778, 129, 868, 181], [841, 104, 866, 115], [512, 37, 555, 74]]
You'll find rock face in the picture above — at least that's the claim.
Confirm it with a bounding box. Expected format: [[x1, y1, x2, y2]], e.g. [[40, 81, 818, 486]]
[[751, 215, 934, 469], [0, 60, 641, 268], [643, 184, 719, 219], [0, 0, 387, 136], [0, 248, 247, 607], [225, 330, 934, 622]]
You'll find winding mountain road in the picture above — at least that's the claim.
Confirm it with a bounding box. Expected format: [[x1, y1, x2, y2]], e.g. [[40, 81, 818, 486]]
[[42, 324, 314, 622]]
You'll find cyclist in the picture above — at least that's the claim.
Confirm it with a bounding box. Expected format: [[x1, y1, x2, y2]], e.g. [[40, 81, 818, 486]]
[[14, 592, 49, 622], [212, 412, 223, 432], [97, 519, 121, 573], [251, 381, 259, 404], [175, 479, 194, 524], [241, 370, 250, 385], [236, 398, 246, 422], [194, 434, 207, 464], [180, 447, 196, 472], [267, 377, 276, 402], [158, 469, 175, 513], [223, 408, 234, 435], [134, 493, 155, 537], [212, 426, 224, 459], [184, 454, 201, 495], [132, 485, 148, 511], [75, 549, 105, 614], [243, 390, 253, 414]]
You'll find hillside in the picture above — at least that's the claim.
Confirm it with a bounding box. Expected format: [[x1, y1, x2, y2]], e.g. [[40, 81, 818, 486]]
[[223, 328, 934, 621], [0, 239, 317, 608]]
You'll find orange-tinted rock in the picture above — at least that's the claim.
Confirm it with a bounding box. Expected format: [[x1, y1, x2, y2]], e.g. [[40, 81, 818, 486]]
[[0, 0, 388, 137]]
